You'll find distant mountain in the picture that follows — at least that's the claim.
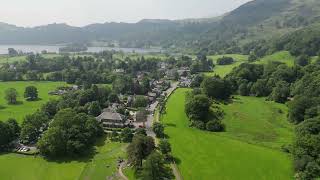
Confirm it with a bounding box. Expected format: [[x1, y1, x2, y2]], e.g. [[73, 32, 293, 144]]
[[1, 0, 320, 53]]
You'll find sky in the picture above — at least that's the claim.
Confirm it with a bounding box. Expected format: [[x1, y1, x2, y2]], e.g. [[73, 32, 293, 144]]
[[0, 0, 251, 27]]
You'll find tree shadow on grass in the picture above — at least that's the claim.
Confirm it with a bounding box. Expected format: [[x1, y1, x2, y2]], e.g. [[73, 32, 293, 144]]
[[0, 105, 6, 110], [164, 123, 176, 127], [172, 156, 182, 165], [8, 101, 23, 105], [43, 146, 97, 164], [26, 98, 43, 102]]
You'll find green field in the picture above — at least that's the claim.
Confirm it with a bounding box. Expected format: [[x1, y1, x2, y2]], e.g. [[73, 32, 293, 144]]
[[0, 81, 66, 123], [255, 51, 295, 66], [161, 88, 293, 180], [219, 96, 293, 149], [206, 54, 249, 77], [0, 138, 127, 180]]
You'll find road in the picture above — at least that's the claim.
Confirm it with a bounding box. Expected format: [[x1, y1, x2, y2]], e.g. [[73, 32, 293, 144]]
[[118, 162, 129, 180], [145, 82, 178, 137]]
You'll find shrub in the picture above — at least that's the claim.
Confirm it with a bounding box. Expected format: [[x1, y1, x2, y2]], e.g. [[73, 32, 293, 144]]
[[206, 120, 225, 132]]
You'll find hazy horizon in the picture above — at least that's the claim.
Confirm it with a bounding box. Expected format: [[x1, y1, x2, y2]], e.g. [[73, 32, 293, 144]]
[[0, 0, 251, 27]]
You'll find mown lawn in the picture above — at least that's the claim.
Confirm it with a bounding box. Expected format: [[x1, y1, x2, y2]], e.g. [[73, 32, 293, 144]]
[[161, 88, 293, 180], [80, 140, 127, 180], [0, 153, 87, 180], [205, 54, 249, 77], [255, 51, 295, 67], [0, 138, 127, 180], [0, 81, 66, 123]]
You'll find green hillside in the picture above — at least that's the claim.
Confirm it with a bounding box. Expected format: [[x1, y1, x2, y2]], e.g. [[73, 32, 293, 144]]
[[255, 51, 295, 66], [161, 88, 293, 180]]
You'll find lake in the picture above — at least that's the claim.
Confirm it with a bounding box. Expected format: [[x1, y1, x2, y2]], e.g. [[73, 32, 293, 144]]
[[0, 45, 162, 55]]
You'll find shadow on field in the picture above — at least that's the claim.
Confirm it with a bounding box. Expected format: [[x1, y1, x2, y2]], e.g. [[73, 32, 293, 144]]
[[164, 123, 176, 127], [0, 105, 6, 110], [26, 98, 43, 102], [172, 156, 182, 165], [9, 101, 23, 105]]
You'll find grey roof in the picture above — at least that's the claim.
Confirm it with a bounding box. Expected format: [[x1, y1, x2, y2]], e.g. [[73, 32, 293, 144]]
[[96, 111, 123, 122]]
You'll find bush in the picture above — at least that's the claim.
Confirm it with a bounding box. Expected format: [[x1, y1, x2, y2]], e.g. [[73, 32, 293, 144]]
[[152, 122, 165, 138], [206, 120, 225, 132], [193, 121, 205, 130], [216, 56, 234, 65]]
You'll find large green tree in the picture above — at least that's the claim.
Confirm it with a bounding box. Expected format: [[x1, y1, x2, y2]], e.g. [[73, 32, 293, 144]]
[[293, 117, 320, 179], [141, 151, 173, 180], [201, 77, 231, 100], [185, 94, 211, 121], [24, 86, 38, 101], [20, 112, 49, 143], [5, 88, 18, 104], [37, 109, 103, 157], [127, 134, 155, 168]]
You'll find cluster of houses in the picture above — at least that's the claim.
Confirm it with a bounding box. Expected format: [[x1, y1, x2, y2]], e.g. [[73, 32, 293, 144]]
[[96, 62, 195, 132], [96, 79, 171, 132]]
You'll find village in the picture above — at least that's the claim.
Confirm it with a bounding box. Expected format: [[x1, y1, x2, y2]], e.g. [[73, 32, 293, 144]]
[[95, 61, 191, 136], [47, 61, 193, 136]]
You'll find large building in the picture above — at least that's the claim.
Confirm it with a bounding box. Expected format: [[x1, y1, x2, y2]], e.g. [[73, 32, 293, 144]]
[[96, 110, 128, 129]]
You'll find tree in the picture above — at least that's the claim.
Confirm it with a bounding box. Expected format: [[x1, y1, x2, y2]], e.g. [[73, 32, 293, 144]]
[[87, 101, 101, 116], [293, 117, 320, 179], [206, 120, 225, 132], [288, 96, 315, 124], [190, 74, 204, 88], [37, 109, 103, 157], [8, 48, 18, 56], [127, 134, 155, 168], [24, 86, 38, 101], [141, 151, 173, 180], [41, 99, 59, 118], [295, 55, 310, 67], [20, 112, 49, 144], [158, 139, 171, 155], [108, 93, 119, 103], [269, 81, 290, 103], [216, 56, 234, 65], [185, 94, 211, 121], [238, 82, 250, 96], [201, 77, 231, 100], [133, 96, 148, 108], [250, 79, 271, 97], [136, 128, 147, 136], [7, 118, 20, 139], [0, 119, 20, 150], [153, 122, 165, 138], [121, 128, 134, 142], [5, 88, 18, 104]]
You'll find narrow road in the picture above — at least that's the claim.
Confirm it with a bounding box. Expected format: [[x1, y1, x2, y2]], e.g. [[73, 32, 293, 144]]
[[171, 163, 183, 180], [118, 162, 129, 180]]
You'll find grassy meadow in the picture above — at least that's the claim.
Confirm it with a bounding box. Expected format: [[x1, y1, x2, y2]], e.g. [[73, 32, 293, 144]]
[[205, 54, 249, 77], [161, 88, 293, 180], [0, 81, 66, 123], [255, 51, 295, 67], [0, 138, 127, 180], [219, 96, 293, 149]]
